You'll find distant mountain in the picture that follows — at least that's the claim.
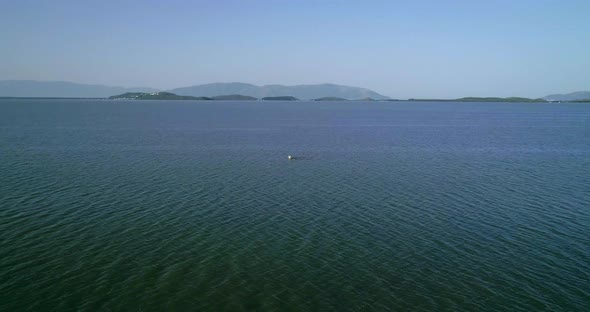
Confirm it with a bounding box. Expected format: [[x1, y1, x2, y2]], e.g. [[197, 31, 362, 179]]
[[109, 92, 211, 100], [0, 80, 157, 98], [542, 91, 590, 101], [169, 83, 389, 100]]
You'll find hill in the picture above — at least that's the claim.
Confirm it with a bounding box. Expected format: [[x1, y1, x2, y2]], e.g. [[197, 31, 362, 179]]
[[0, 80, 157, 98], [543, 91, 590, 102], [109, 92, 211, 100], [169, 83, 389, 100]]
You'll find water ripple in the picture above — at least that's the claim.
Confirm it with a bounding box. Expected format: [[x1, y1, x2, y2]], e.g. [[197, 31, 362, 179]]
[[1, 100, 589, 311]]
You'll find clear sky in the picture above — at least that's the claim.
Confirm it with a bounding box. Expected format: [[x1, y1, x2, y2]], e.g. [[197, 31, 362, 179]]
[[1, 0, 589, 99]]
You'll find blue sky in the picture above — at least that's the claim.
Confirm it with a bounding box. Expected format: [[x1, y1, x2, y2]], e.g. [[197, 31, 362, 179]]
[[1, 0, 589, 98]]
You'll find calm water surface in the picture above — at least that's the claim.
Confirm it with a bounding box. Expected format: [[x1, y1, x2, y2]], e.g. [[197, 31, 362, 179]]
[[1, 100, 589, 311]]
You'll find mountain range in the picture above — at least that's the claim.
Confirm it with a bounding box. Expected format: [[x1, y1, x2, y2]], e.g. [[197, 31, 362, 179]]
[[0, 80, 389, 100], [169, 82, 389, 100], [1, 80, 588, 101]]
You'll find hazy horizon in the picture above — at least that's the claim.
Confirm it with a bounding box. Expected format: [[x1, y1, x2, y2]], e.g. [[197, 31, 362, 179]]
[[1, 0, 589, 99]]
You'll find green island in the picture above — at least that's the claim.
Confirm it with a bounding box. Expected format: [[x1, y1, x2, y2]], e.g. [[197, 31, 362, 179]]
[[109, 93, 301, 101], [109, 92, 212, 100], [261, 96, 299, 101], [314, 97, 348, 101]]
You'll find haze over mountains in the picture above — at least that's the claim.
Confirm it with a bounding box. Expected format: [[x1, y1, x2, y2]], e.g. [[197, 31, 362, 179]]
[[542, 91, 590, 102]]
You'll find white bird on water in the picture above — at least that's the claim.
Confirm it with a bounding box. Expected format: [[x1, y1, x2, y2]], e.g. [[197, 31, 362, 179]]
[[288, 155, 293, 160]]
